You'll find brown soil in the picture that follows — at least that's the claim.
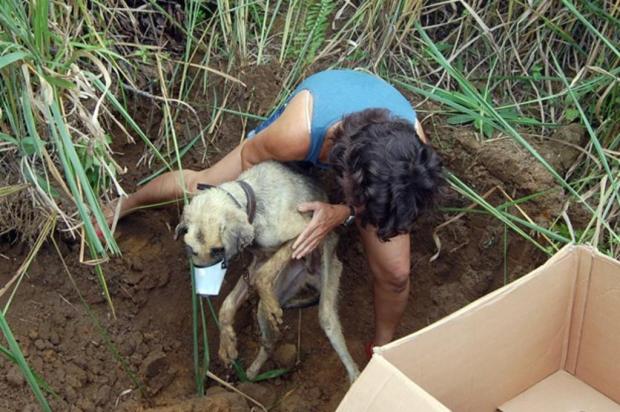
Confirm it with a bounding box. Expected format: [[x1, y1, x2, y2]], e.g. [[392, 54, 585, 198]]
[[0, 66, 583, 411]]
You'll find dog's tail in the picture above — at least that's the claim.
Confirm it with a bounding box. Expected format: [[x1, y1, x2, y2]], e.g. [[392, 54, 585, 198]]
[[276, 259, 321, 310], [281, 285, 320, 309]]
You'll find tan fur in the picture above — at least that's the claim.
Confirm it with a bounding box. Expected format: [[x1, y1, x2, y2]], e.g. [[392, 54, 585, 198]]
[[178, 161, 360, 383]]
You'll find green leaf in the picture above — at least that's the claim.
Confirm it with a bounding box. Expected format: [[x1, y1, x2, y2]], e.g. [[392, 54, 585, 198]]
[[0, 50, 30, 70], [446, 113, 475, 125], [21, 91, 45, 155], [22, 167, 60, 198], [19, 136, 38, 155], [252, 368, 289, 382], [289, 0, 336, 64], [45, 99, 108, 254], [33, 0, 50, 56], [0, 313, 51, 411], [232, 360, 249, 382], [531, 64, 543, 81], [0, 132, 18, 145], [482, 121, 494, 138], [42, 74, 76, 90], [564, 108, 580, 122], [435, 42, 451, 53]]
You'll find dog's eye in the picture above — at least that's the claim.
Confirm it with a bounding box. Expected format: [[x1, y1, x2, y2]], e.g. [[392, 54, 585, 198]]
[[210, 247, 225, 259], [175, 223, 188, 240]]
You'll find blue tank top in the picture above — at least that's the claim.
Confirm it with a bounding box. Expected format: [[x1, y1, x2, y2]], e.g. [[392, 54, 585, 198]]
[[249, 69, 416, 167]]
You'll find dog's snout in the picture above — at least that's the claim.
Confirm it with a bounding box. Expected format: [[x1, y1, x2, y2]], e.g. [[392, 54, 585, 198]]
[[211, 247, 225, 260], [185, 245, 197, 257]]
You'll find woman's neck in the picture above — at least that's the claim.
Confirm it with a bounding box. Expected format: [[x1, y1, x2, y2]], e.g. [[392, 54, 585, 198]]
[[318, 121, 342, 164]]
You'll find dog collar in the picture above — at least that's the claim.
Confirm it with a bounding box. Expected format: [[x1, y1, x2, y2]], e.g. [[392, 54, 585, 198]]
[[237, 181, 257, 224], [197, 181, 256, 224]]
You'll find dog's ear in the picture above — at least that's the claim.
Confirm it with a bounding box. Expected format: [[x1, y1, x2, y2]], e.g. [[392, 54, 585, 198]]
[[174, 221, 188, 241], [220, 215, 255, 259]]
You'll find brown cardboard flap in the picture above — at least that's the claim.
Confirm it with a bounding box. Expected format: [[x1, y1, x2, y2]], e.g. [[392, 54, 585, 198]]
[[574, 251, 620, 402], [564, 246, 594, 372], [338, 246, 620, 412], [336, 356, 449, 412], [378, 246, 579, 412], [499, 370, 620, 412]]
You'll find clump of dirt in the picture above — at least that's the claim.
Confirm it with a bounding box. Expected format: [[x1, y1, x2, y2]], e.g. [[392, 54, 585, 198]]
[[445, 123, 586, 225], [146, 386, 252, 412], [273, 343, 298, 370], [1, 67, 586, 411], [536, 123, 587, 172]]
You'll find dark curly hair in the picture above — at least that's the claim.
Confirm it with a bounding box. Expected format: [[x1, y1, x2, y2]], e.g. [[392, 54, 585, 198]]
[[328, 108, 443, 241]]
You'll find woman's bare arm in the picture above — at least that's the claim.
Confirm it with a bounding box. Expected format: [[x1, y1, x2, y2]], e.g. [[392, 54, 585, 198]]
[[240, 90, 312, 170]]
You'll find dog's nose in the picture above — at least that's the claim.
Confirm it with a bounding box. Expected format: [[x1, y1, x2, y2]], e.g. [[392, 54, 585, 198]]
[[185, 245, 197, 256]]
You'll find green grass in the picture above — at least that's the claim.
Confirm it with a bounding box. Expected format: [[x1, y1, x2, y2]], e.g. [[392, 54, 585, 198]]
[[401, 20, 620, 258], [0, 214, 57, 409], [1, 0, 619, 407], [0, 311, 51, 411]]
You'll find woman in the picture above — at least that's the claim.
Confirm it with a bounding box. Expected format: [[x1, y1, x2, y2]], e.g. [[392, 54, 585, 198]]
[[107, 69, 443, 356]]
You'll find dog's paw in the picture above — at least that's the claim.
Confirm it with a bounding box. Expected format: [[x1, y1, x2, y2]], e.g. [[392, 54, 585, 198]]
[[246, 364, 260, 381], [347, 366, 361, 384], [218, 325, 238, 365], [259, 299, 283, 329]]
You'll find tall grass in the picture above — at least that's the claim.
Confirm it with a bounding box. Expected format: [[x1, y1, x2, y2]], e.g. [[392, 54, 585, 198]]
[[1, 0, 619, 406], [0, 311, 51, 411], [1, 0, 176, 407], [405, 1, 620, 258]]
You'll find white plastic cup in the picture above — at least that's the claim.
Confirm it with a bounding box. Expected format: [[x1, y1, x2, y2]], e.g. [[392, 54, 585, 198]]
[[194, 261, 227, 296]]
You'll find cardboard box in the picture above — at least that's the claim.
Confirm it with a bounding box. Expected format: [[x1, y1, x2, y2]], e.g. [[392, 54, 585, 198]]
[[338, 245, 620, 411]]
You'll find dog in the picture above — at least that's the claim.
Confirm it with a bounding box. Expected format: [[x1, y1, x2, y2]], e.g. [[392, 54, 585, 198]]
[[176, 161, 360, 383]]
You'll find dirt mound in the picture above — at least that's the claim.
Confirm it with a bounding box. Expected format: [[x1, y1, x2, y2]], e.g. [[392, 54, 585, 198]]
[[144, 389, 250, 412], [1, 121, 554, 411], [1, 64, 582, 410], [446, 124, 585, 224]]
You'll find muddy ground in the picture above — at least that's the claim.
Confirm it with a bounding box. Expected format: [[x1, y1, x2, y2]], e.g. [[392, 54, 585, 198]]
[[0, 65, 584, 411]]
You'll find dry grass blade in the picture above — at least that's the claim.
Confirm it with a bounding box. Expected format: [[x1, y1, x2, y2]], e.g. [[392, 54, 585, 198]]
[[172, 59, 247, 87], [0, 184, 28, 198], [430, 186, 498, 262], [1, 213, 56, 312], [429, 183, 558, 262], [205, 371, 268, 412]]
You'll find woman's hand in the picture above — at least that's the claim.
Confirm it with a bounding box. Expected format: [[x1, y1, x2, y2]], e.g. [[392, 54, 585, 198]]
[[292, 202, 350, 259]]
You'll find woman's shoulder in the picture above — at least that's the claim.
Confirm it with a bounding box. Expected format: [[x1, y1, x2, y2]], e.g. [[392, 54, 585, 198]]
[[246, 91, 313, 162]]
